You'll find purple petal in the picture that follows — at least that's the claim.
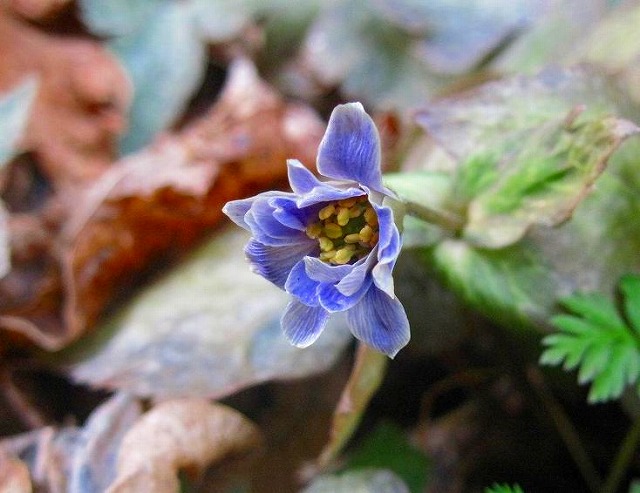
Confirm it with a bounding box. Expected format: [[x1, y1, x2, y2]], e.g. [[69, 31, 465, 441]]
[[245, 240, 316, 289], [304, 257, 352, 283], [317, 102, 384, 192], [371, 202, 401, 297], [245, 195, 308, 246], [281, 299, 330, 347], [271, 196, 315, 231], [346, 287, 410, 358], [285, 261, 320, 306], [222, 197, 255, 230], [296, 182, 364, 209], [336, 249, 377, 296], [319, 275, 372, 312], [287, 159, 324, 195]]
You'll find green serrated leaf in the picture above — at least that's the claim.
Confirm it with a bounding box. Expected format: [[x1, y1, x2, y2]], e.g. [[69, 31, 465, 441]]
[[621, 275, 640, 334], [541, 279, 640, 403], [484, 483, 524, 493]]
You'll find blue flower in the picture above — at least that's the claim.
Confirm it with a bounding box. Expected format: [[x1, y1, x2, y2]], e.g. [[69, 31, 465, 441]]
[[222, 102, 409, 357]]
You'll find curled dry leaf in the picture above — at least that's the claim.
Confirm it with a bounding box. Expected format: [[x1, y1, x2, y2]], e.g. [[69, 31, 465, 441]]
[[0, 58, 324, 350], [0, 4, 131, 186], [105, 399, 263, 493], [0, 448, 32, 493], [60, 58, 323, 348]]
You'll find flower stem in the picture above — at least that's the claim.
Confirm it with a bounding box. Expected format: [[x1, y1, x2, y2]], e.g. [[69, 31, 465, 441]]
[[602, 412, 640, 493], [404, 200, 464, 233]]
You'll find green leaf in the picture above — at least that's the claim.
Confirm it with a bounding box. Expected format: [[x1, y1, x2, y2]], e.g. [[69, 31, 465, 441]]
[[485, 484, 524, 493], [621, 275, 640, 334], [411, 68, 640, 336], [0, 77, 38, 166], [418, 69, 638, 248], [431, 240, 554, 331], [540, 285, 640, 403], [303, 469, 410, 493], [61, 227, 351, 399], [344, 422, 430, 493]]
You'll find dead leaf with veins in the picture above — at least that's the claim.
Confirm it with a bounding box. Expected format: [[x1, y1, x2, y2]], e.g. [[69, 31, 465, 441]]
[[0, 5, 131, 186], [105, 399, 263, 493]]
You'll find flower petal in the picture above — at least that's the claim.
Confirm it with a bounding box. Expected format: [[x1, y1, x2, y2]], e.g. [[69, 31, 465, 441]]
[[304, 256, 352, 283], [336, 249, 377, 296], [281, 299, 330, 347], [245, 239, 316, 289], [295, 182, 364, 209], [222, 197, 255, 230], [285, 260, 320, 306], [245, 195, 308, 246], [317, 102, 384, 192], [346, 287, 410, 358], [370, 202, 402, 297], [287, 159, 324, 195], [319, 275, 372, 312]]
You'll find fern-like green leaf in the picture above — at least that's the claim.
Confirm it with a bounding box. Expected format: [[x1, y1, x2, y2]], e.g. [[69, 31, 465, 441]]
[[540, 275, 640, 403], [484, 483, 524, 493]]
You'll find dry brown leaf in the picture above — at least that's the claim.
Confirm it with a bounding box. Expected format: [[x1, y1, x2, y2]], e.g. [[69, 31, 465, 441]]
[[105, 399, 263, 493], [0, 448, 32, 493], [5, 0, 72, 21], [0, 58, 324, 350], [58, 58, 323, 349], [0, 5, 130, 186]]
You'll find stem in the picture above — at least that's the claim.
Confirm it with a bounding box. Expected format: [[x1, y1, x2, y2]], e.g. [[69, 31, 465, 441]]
[[603, 413, 640, 493], [527, 367, 602, 493], [404, 200, 464, 233]]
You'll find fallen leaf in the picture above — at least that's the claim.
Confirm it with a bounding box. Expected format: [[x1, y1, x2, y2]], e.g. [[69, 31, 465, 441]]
[[0, 393, 142, 493], [64, 227, 351, 399], [5, 0, 72, 21], [0, 5, 131, 186], [0, 78, 39, 167], [0, 448, 32, 493], [105, 399, 263, 493], [0, 58, 324, 350], [303, 469, 409, 493]]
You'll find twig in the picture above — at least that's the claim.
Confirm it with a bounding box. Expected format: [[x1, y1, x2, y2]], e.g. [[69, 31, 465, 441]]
[[602, 412, 640, 493], [527, 366, 602, 493]]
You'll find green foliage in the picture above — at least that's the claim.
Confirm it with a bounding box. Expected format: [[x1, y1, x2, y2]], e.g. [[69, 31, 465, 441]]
[[484, 484, 524, 493], [343, 422, 430, 493], [540, 275, 640, 403]]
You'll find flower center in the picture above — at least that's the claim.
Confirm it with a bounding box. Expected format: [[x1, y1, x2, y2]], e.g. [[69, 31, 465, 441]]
[[305, 195, 379, 265]]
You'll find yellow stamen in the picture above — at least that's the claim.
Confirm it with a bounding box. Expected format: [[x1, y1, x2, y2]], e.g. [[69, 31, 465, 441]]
[[306, 195, 380, 265], [336, 207, 350, 226], [319, 237, 334, 252], [324, 223, 343, 239], [338, 197, 357, 208], [334, 246, 356, 264], [319, 204, 336, 220], [306, 222, 322, 239], [359, 225, 373, 243], [320, 250, 336, 261], [364, 207, 378, 227]]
